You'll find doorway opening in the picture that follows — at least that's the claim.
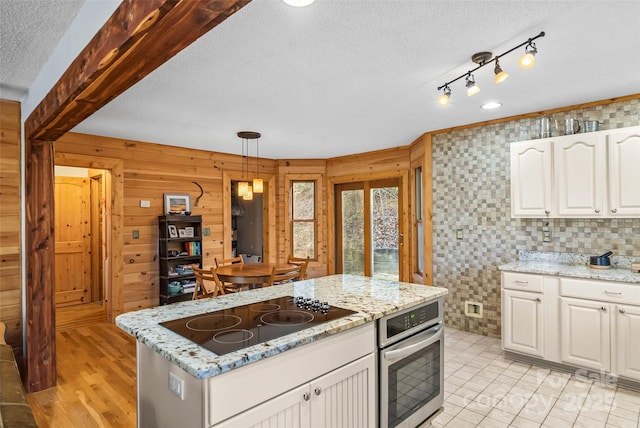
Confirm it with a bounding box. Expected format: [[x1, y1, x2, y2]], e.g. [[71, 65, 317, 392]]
[[335, 178, 401, 280], [231, 180, 263, 263], [54, 165, 109, 327]]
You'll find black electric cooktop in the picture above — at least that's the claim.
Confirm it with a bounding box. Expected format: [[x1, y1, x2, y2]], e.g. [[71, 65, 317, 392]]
[[160, 295, 357, 356]]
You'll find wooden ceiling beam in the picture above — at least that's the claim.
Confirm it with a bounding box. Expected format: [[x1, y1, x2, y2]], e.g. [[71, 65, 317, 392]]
[[23, 0, 251, 392], [25, 0, 251, 141]]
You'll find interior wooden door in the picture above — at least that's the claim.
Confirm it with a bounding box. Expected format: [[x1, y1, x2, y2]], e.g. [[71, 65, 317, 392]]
[[54, 177, 92, 307]]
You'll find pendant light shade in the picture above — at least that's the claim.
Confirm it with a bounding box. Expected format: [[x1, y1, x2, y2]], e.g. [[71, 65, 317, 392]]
[[518, 41, 537, 69], [238, 181, 249, 197], [243, 185, 253, 201], [438, 85, 451, 106], [253, 178, 264, 194]]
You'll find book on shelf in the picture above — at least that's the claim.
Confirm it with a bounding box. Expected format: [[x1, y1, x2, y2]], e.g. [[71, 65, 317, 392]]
[[184, 241, 201, 256]]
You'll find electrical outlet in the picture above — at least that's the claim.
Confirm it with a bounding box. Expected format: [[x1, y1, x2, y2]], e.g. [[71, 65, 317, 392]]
[[456, 229, 463, 240], [543, 231, 552, 242], [464, 301, 483, 318], [168, 372, 184, 400], [132, 230, 140, 239], [203, 227, 210, 236], [139, 200, 150, 208]]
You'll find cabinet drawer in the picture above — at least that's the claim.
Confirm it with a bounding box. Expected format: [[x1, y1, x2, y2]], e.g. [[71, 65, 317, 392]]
[[503, 272, 544, 293], [560, 278, 640, 305]]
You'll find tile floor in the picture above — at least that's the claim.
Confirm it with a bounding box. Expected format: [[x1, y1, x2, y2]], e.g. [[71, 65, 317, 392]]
[[430, 328, 640, 428]]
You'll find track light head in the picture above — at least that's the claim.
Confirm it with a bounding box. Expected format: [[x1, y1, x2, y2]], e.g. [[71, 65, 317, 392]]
[[494, 59, 509, 84], [466, 74, 480, 96], [438, 85, 451, 106], [518, 42, 537, 69]]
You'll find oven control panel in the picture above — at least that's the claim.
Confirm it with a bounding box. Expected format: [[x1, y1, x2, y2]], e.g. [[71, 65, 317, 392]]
[[379, 298, 442, 347]]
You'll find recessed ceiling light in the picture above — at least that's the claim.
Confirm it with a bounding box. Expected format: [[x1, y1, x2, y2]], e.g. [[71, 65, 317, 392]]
[[283, 0, 315, 6], [481, 102, 502, 110]]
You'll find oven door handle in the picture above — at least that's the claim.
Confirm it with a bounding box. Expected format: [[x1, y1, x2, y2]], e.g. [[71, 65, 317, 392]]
[[383, 322, 442, 364]]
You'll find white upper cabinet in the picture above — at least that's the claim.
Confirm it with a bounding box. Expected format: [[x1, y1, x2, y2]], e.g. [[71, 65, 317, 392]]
[[608, 127, 640, 216], [510, 125, 640, 218], [510, 140, 552, 217], [554, 133, 606, 217]]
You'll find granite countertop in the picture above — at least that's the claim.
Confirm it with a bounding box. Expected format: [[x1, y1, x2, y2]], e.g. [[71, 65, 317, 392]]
[[116, 274, 448, 380], [499, 251, 640, 284]]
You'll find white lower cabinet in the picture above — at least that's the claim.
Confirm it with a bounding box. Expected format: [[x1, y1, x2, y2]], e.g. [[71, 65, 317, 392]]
[[503, 289, 544, 357], [213, 353, 376, 428], [502, 272, 640, 383], [560, 297, 610, 371], [615, 304, 640, 379]]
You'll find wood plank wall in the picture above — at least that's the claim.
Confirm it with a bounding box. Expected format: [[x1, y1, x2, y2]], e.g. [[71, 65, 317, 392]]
[[55, 132, 276, 313], [0, 100, 22, 353]]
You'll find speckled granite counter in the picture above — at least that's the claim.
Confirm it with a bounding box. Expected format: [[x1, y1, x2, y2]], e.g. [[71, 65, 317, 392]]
[[116, 274, 447, 380], [499, 251, 640, 284]]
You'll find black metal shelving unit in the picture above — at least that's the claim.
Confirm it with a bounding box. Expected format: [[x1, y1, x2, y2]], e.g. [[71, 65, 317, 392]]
[[158, 215, 202, 305]]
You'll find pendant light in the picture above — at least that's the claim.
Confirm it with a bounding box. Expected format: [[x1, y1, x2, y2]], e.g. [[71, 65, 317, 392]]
[[494, 59, 509, 84], [518, 41, 537, 69], [237, 131, 262, 200]]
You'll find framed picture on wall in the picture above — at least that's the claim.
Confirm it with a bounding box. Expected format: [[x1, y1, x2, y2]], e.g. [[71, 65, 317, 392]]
[[168, 225, 178, 238], [164, 193, 191, 214]]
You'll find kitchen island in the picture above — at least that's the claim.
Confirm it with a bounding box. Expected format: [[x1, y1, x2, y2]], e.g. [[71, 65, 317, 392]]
[[116, 274, 448, 428]]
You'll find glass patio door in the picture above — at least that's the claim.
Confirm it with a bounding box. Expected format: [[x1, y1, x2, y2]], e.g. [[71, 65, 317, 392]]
[[335, 179, 400, 280]]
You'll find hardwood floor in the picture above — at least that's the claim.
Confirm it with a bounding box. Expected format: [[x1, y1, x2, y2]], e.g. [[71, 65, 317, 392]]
[[27, 303, 137, 427]]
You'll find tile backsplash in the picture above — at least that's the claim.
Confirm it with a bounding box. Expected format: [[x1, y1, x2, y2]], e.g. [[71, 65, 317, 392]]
[[431, 98, 640, 338]]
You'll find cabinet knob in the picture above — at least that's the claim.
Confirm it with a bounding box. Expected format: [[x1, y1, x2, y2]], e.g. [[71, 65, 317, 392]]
[[595, 208, 600, 214], [314, 387, 322, 396], [303, 393, 310, 401], [536, 297, 541, 302], [601, 306, 607, 312], [619, 308, 626, 314], [611, 208, 618, 213], [544, 210, 550, 215]]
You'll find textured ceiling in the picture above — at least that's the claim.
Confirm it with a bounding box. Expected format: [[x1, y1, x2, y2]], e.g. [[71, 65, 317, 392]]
[[0, 0, 84, 99], [2, 0, 639, 159]]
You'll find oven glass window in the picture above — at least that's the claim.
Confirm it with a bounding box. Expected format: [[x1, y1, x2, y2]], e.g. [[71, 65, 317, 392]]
[[388, 339, 441, 427]]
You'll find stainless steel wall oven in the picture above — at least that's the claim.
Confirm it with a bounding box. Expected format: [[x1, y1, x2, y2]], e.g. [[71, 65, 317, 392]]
[[378, 298, 444, 428]]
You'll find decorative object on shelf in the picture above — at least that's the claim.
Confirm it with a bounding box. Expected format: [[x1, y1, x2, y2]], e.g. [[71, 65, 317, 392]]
[[184, 227, 195, 237], [437, 31, 545, 106], [164, 193, 191, 214], [237, 131, 263, 200], [168, 225, 178, 238], [192, 181, 204, 206]]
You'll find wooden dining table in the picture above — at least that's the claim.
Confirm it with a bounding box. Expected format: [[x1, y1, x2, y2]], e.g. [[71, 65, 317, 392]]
[[215, 262, 297, 286]]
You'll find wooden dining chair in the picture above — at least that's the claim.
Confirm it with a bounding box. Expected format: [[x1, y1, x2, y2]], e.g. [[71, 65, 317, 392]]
[[266, 264, 305, 287], [191, 265, 225, 299], [214, 256, 244, 268], [287, 255, 310, 280], [214, 256, 247, 293]]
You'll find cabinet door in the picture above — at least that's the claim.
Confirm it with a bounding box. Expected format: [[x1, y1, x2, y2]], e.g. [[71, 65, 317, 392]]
[[615, 304, 640, 381], [608, 126, 640, 217], [309, 354, 375, 428], [502, 289, 544, 357], [560, 297, 610, 371], [510, 140, 552, 217], [213, 383, 311, 428], [554, 134, 606, 217]]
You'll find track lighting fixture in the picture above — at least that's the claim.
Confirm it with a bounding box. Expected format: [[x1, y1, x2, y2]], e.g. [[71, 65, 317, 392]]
[[436, 31, 545, 106]]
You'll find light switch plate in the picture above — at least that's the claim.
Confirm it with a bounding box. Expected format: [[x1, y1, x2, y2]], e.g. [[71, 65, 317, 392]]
[[139, 200, 150, 208], [203, 228, 210, 236]]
